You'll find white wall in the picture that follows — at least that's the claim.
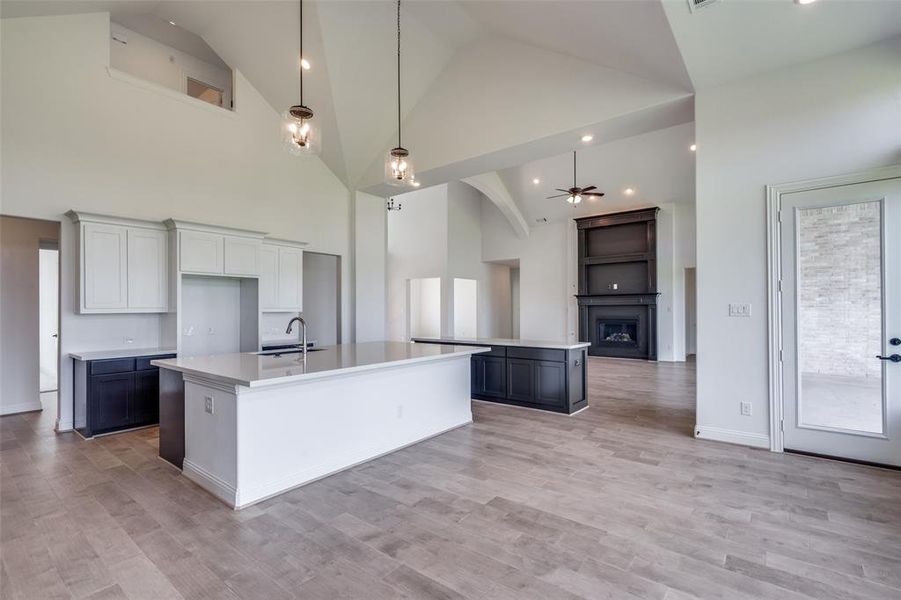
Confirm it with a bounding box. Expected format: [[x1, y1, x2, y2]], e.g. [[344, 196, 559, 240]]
[[354, 192, 387, 342], [446, 182, 512, 339], [302, 252, 340, 346], [110, 22, 232, 109], [386, 185, 448, 341], [453, 279, 478, 338], [510, 267, 521, 338], [481, 201, 570, 342], [1, 13, 353, 430], [0, 217, 60, 415], [694, 38, 901, 445], [409, 277, 442, 339], [180, 276, 242, 356], [656, 202, 697, 361]]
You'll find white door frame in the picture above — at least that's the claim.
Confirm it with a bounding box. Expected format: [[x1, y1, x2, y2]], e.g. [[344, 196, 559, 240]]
[[766, 164, 901, 453]]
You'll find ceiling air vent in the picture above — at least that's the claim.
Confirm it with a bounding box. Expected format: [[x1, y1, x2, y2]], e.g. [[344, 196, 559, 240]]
[[688, 0, 720, 12]]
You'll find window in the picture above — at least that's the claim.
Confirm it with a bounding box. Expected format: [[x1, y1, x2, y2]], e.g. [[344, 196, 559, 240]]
[[186, 77, 224, 107]]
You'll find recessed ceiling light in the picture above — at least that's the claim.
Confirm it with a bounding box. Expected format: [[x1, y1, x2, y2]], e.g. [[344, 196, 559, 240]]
[[168, 20, 176, 26], [796, 0, 817, 4], [689, 143, 697, 152], [532, 178, 540, 185], [581, 134, 593, 142], [411, 180, 421, 187], [300, 58, 311, 70], [624, 188, 635, 196]]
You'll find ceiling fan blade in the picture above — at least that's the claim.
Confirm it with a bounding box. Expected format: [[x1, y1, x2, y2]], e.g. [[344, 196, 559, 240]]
[[546, 193, 570, 199], [555, 188, 571, 193], [581, 185, 597, 192], [583, 192, 605, 197]]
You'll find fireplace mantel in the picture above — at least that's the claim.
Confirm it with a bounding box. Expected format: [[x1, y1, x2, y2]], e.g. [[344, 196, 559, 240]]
[[574, 208, 659, 360]]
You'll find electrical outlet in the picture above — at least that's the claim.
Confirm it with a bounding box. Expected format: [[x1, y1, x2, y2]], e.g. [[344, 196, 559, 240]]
[[204, 396, 214, 415], [208, 327, 215, 335], [729, 303, 752, 317], [740, 402, 752, 416], [124, 337, 134, 344]]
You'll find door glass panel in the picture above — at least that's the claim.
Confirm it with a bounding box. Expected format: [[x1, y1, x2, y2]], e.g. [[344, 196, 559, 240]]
[[797, 201, 884, 434]]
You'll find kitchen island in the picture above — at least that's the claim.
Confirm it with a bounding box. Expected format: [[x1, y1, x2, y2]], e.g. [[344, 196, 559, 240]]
[[412, 336, 590, 415], [152, 342, 488, 509]]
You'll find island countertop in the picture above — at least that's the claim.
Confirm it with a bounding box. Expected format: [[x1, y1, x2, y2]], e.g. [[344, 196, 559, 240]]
[[151, 341, 489, 388], [412, 336, 590, 350]]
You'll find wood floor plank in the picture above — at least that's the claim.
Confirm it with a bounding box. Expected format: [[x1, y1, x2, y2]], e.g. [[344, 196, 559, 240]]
[[2, 357, 900, 599]]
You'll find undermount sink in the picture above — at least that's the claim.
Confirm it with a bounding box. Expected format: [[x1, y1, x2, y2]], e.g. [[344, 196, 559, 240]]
[[256, 348, 326, 357]]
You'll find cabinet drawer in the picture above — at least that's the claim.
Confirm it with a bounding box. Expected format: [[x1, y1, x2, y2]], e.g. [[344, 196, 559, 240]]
[[136, 355, 175, 371], [507, 347, 565, 362], [90, 358, 136, 375]]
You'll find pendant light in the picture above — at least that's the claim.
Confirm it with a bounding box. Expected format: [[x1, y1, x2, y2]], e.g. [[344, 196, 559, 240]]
[[282, 0, 318, 156], [385, 0, 414, 186]]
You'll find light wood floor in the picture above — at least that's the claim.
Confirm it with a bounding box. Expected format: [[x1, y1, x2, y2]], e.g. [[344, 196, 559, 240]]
[[2, 358, 901, 599]]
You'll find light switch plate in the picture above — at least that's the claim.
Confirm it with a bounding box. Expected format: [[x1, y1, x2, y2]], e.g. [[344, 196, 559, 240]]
[[740, 402, 752, 416], [204, 396, 214, 415], [729, 303, 751, 317]]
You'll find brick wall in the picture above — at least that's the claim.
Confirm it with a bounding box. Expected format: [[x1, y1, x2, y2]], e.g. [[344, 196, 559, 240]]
[[798, 201, 882, 378]]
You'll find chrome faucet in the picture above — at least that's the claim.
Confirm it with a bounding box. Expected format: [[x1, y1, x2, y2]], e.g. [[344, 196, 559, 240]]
[[285, 316, 308, 360]]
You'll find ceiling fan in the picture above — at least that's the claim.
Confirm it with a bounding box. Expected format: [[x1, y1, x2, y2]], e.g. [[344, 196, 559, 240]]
[[546, 151, 605, 205]]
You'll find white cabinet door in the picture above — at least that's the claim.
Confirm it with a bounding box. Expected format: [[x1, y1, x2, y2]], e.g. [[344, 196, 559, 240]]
[[224, 236, 260, 276], [277, 247, 303, 311], [180, 231, 223, 274], [259, 245, 279, 310], [83, 222, 127, 310], [127, 228, 168, 311]]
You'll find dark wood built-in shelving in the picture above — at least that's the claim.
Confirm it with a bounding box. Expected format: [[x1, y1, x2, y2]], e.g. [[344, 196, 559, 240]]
[[575, 207, 659, 360]]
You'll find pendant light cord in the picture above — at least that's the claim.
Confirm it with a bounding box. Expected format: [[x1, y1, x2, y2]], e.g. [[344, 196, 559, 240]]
[[299, 0, 304, 105], [573, 151, 577, 187], [396, 0, 402, 149]]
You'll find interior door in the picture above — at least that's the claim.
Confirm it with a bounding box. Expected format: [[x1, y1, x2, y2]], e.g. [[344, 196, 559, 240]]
[[781, 177, 901, 466]]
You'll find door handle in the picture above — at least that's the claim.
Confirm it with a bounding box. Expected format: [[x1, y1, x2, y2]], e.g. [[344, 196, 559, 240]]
[[876, 354, 901, 363]]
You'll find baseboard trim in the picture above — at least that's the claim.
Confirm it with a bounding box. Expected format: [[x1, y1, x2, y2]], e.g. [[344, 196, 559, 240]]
[[0, 402, 43, 416], [182, 459, 238, 507], [695, 425, 769, 449]]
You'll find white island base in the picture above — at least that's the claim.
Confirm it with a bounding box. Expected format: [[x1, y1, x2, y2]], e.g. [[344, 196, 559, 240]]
[[157, 344, 484, 509]]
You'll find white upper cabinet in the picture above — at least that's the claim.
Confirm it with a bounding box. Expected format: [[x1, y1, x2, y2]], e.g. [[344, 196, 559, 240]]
[[68, 212, 168, 314], [259, 245, 279, 310], [127, 228, 168, 311], [167, 220, 265, 278], [178, 230, 224, 275], [260, 239, 306, 312], [277, 246, 303, 310], [224, 236, 260, 276], [83, 222, 128, 310]]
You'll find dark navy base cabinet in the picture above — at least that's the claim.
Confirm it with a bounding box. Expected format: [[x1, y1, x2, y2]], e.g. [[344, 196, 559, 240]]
[[420, 341, 587, 415], [73, 354, 175, 438]]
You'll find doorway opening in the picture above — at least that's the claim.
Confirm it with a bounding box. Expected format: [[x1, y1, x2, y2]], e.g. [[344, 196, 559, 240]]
[[302, 252, 342, 346], [408, 277, 441, 339], [684, 267, 696, 360], [39, 243, 59, 398]]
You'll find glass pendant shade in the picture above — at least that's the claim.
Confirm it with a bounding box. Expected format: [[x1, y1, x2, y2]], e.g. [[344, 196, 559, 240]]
[[282, 106, 319, 157], [567, 194, 582, 205], [385, 147, 414, 186]]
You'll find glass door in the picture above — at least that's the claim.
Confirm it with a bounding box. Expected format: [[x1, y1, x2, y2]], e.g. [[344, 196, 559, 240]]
[[781, 178, 901, 466]]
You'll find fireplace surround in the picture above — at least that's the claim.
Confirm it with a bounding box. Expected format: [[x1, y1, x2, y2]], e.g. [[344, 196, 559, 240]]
[[575, 208, 659, 360]]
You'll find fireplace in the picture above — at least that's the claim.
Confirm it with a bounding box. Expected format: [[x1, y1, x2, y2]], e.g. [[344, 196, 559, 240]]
[[597, 319, 639, 348], [580, 302, 655, 359], [575, 208, 659, 360]]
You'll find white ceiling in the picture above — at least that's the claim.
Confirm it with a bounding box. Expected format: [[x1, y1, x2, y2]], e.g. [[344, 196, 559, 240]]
[[111, 13, 228, 68], [662, 0, 901, 89], [498, 122, 696, 225], [2, 0, 897, 193]]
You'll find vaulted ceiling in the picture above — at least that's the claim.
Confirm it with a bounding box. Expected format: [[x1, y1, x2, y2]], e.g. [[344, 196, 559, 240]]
[[2, 0, 899, 200]]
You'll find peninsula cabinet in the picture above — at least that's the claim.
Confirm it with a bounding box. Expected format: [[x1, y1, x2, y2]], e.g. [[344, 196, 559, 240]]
[[67, 211, 168, 313], [72, 351, 176, 438], [166, 219, 266, 277], [414, 338, 590, 415], [259, 239, 306, 312]]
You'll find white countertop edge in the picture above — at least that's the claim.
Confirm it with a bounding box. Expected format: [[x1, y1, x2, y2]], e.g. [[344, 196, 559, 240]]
[[411, 337, 591, 350], [152, 345, 489, 389], [70, 348, 177, 361]]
